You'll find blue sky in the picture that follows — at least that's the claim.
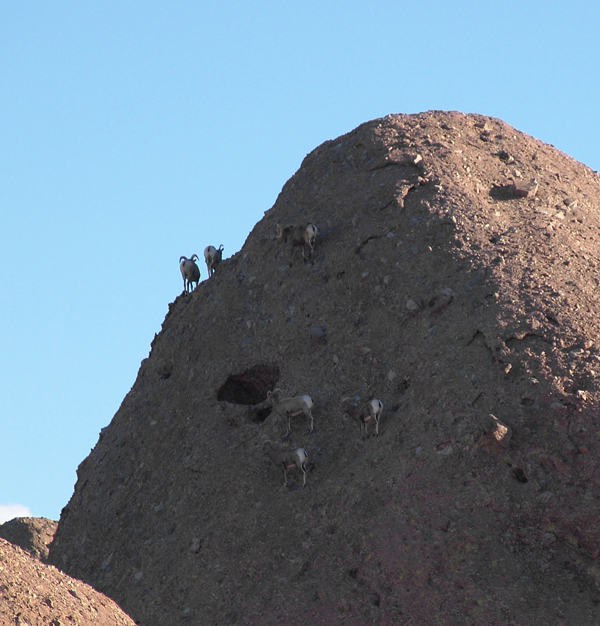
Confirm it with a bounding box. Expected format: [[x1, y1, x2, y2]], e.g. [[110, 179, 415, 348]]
[[1, 1, 599, 523]]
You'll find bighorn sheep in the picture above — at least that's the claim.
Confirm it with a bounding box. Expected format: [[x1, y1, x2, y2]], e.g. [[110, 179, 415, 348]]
[[340, 397, 383, 437], [263, 441, 308, 487], [266, 389, 314, 435], [179, 255, 200, 293], [275, 223, 318, 265], [204, 245, 224, 277]]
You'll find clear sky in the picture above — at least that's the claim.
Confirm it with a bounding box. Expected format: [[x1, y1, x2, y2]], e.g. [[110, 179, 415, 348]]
[[1, 0, 599, 523]]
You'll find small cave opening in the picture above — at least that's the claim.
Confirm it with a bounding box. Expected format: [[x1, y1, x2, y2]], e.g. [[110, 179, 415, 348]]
[[217, 363, 280, 421], [252, 406, 273, 423], [512, 467, 528, 483]]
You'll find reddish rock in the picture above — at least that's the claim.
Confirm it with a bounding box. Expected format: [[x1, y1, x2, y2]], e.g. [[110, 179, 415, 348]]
[[480, 413, 512, 449], [0, 539, 135, 626], [513, 178, 539, 197]]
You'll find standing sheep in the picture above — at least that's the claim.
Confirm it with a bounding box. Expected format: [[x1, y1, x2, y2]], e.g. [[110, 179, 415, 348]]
[[179, 255, 200, 293], [266, 389, 314, 435], [263, 441, 309, 487], [275, 223, 318, 265], [340, 397, 383, 437], [204, 245, 224, 277]]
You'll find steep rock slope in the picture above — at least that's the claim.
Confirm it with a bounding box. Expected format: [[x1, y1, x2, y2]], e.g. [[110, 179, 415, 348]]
[[50, 111, 600, 625]]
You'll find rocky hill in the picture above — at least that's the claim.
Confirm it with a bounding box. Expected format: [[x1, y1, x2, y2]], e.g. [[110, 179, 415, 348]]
[[0, 516, 57, 561], [49, 111, 600, 625], [0, 536, 136, 626]]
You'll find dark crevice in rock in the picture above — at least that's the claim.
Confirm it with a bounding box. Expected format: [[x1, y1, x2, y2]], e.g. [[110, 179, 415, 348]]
[[355, 234, 384, 254], [217, 363, 280, 405]]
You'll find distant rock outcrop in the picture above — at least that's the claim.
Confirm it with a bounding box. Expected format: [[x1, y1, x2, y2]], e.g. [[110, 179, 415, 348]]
[[49, 111, 600, 624], [0, 516, 57, 561], [0, 538, 135, 626]]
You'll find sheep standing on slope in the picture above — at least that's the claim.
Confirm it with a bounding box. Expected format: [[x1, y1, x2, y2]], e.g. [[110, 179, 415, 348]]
[[266, 389, 314, 435], [204, 245, 224, 277], [340, 397, 383, 437], [179, 255, 200, 293], [263, 441, 309, 487], [275, 223, 318, 265]]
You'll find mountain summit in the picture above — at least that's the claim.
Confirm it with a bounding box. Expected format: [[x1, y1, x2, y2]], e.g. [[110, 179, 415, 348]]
[[50, 111, 600, 624]]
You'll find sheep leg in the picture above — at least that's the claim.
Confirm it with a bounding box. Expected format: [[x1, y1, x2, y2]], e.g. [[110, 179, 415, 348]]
[[304, 245, 313, 264], [285, 409, 307, 435], [290, 408, 313, 434], [306, 410, 314, 434], [302, 244, 314, 264]]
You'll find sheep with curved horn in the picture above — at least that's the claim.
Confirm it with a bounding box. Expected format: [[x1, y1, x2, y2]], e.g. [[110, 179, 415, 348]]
[[179, 255, 200, 293], [266, 389, 314, 435]]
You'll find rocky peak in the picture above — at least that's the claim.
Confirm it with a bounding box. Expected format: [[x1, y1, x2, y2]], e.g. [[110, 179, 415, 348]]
[[49, 111, 600, 624]]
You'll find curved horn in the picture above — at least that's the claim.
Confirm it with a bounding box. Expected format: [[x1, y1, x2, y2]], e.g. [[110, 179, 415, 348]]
[[179, 256, 186, 263]]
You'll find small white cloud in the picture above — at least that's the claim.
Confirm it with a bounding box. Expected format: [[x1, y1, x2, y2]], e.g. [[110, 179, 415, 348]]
[[0, 504, 32, 524]]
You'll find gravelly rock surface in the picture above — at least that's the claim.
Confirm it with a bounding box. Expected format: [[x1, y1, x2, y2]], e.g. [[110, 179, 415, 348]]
[[0, 538, 136, 626], [49, 111, 600, 625], [0, 516, 57, 561]]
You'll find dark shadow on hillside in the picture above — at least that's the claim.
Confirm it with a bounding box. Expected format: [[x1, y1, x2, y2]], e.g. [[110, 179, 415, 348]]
[[217, 363, 280, 406], [489, 184, 515, 201]]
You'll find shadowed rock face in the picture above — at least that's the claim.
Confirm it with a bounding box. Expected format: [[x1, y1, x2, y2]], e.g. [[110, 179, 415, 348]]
[[0, 516, 57, 561], [49, 111, 600, 625]]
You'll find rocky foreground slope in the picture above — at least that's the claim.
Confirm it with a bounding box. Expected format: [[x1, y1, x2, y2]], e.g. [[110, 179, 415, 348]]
[[49, 111, 600, 624], [0, 516, 57, 561], [0, 535, 135, 626]]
